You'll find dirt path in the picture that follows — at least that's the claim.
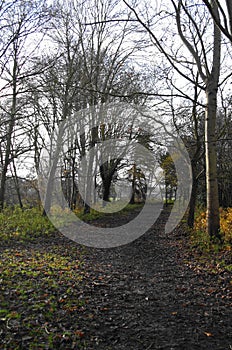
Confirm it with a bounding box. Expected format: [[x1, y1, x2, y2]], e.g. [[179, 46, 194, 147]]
[[0, 206, 231, 349], [75, 207, 231, 350]]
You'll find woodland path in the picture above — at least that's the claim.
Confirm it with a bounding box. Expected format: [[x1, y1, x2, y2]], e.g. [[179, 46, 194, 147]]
[[0, 206, 231, 349], [74, 206, 232, 350]]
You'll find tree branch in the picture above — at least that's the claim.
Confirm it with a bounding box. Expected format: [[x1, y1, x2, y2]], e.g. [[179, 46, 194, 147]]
[[122, 0, 204, 88], [172, 0, 207, 81], [202, 0, 232, 43]]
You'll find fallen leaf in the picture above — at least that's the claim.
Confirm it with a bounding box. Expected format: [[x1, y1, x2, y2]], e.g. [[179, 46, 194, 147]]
[[74, 330, 84, 337], [204, 332, 213, 337]]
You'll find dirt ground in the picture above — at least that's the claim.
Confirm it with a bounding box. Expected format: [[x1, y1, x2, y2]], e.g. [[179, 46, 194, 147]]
[[0, 206, 231, 349]]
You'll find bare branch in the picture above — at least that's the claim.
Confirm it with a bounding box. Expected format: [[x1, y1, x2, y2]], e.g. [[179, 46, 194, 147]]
[[84, 18, 138, 25], [202, 0, 232, 43], [122, 0, 203, 88], [171, 0, 207, 81]]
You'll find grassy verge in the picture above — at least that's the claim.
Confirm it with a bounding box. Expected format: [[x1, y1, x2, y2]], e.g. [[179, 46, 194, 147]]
[[188, 229, 232, 273], [0, 206, 55, 242], [77, 202, 144, 221], [0, 206, 89, 349], [0, 202, 144, 242]]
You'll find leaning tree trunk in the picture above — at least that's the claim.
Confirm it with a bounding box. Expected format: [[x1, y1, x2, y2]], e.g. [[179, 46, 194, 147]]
[[12, 159, 23, 209]]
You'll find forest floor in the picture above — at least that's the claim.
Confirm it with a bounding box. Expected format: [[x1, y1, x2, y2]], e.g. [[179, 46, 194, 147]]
[[0, 205, 231, 349]]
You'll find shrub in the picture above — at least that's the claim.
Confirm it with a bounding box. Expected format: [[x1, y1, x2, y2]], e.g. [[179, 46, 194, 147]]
[[194, 207, 232, 244]]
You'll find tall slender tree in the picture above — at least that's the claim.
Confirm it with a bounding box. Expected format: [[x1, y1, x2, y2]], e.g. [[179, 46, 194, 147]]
[[123, 0, 224, 240], [0, 0, 48, 210]]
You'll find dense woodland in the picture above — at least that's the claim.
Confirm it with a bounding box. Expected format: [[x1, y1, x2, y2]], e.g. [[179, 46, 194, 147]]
[[0, 0, 232, 241]]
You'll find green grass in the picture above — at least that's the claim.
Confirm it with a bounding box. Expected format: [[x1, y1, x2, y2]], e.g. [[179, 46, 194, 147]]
[[0, 205, 88, 349], [0, 202, 144, 242], [0, 206, 55, 241], [82, 201, 144, 218], [56, 201, 144, 223]]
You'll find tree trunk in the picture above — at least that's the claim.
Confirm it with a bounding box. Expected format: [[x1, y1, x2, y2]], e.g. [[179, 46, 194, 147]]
[[42, 156, 58, 216], [100, 162, 116, 204], [165, 180, 168, 207], [42, 125, 64, 216], [226, 0, 232, 37], [0, 49, 17, 211], [129, 163, 136, 205], [12, 159, 23, 210], [204, 6, 222, 241], [205, 85, 221, 240], [102, 177, 111, 203], [84, 203, 90, 214], [187, 172, 198, 228]]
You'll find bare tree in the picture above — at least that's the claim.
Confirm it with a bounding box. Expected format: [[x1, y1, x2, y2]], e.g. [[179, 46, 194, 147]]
[[173, 0, 222, 240], [0, 0, 48, 210], [36, 0, 147, 215], [122, 0, 227, 240]]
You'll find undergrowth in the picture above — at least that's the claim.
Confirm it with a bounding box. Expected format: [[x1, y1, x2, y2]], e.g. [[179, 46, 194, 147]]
[[0, 202, 143, 242], [0, 206, 55, 241], [194, 207, 232, 245], [188, 207, 232, 273]]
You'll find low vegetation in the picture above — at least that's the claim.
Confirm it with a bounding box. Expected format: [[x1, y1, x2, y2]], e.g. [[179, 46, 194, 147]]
[[181, 207, 232, 275], [194, 207, 232, 245], [0, 244, 86, 349], [0, 206, 55, 242], [0, 203, 144, 242]]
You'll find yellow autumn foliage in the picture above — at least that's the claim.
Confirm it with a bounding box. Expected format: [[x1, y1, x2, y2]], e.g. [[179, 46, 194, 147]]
[[194, 207, 232, 243]]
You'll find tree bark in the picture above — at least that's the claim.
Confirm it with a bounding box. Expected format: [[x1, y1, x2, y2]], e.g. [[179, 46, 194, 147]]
[[129, 163, 136, 204], [12, 159, 23, 209], [42, 125, 64, 216], [187, 172, 198, 228], [0, 44, 17, 211], [226, 0, 232, 37], [205, 82, 220, 239], [102, 178, 112, 203], [204, 2, 221, 240]]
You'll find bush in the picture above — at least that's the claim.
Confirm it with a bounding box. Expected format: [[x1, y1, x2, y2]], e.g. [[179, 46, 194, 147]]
[[194, 207, 232, 244]]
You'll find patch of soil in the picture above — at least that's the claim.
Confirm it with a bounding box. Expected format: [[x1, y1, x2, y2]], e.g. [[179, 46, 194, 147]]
[[0, 206, 231, 349]]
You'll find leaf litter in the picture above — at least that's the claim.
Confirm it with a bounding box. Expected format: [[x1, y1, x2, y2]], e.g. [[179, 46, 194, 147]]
[[0, 206, 231, 349]]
